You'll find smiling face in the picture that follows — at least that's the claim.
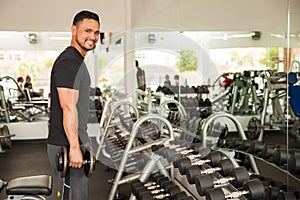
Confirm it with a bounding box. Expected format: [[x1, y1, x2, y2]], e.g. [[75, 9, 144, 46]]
[[71, 18, 100, 56]]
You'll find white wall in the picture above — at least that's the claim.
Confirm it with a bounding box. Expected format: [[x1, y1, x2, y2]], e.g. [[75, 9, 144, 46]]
[[0, 0, 126, 32], [0, 0, 299, 34]]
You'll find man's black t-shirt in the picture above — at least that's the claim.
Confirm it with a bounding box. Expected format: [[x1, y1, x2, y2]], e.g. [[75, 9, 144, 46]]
[[47, 46, 91, 146]]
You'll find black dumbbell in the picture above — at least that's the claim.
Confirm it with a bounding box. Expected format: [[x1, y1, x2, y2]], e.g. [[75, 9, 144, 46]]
[[135, 180, 177, 200], [171, 147, 212, 168], [155, 144, 210, 165], [195, 166, 250, 196], [247, 141, 266, 154], [207, 122, 228, 138], [186, 159, 234, 184], [56, 146, 96, 177], [131, 175, 170, 196], [268, 147, 288, 166], [288, 154, 300, 174], [176, 151, 222, 175], [206, 179, 265, 200], [166, 146, 210, 163], [138, 184, 183, 200], [257, 144, 277, 159], [114, 153, 148, 172]]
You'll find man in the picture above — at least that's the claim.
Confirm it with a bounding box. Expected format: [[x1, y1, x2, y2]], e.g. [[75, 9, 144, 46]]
[[135, 60, 146, 91], [47, 10, 100, 200]]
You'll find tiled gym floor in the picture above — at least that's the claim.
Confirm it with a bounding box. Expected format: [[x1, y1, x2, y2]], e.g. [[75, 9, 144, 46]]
[[0, 139, 131, 200], [1, 131, 300, 199]]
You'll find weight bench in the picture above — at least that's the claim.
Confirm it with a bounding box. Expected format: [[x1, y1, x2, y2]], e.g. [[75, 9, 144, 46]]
[[4, 175, 52, 200]]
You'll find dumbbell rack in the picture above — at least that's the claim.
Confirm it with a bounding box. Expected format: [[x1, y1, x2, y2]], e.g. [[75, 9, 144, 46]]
[[157, 99, 201, 142], [216, 143, 300, 190], [158, 99, 187, 129], [107, 114, 175, 200], [173, 166, 248, 200], [200, 112, 260, 174], [95, 100, 139, 160]]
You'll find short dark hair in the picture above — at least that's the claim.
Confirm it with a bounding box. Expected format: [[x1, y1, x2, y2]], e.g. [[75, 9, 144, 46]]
[[135, 60, 139, 67], [73, 10, 100, 26], [17, 77, 23, 82]]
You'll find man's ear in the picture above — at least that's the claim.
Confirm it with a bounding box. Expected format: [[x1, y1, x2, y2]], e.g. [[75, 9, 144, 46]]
[[71, 25, 76, 36]]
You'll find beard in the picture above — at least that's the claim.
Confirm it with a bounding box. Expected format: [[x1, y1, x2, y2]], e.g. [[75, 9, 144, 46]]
[[75, 35, 97, 52]]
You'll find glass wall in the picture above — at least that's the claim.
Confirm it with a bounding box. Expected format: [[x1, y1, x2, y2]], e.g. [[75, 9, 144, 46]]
[[0, 0, 299, 197]]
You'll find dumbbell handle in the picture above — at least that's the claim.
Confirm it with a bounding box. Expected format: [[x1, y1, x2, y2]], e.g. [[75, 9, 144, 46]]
[[148, 188, 165, 194], [200, 167, 222, 175], [146, 185, 162, 190], [192, 159, 210, 165], [83, 160, 89, 165], [225, 190, 248, 199], [180, 149, 194, 155], [67, 159, 90, 166], [153, 193, 170, 199], [214, 176, 235, 185]]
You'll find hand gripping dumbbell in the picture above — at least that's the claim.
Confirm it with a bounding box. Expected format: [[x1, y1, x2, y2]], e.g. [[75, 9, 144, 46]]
[[195, 166, 250, 196], [206, 179, 265, 200], [186, 159, 234, 184], [176, 151, 222, 175], [56, 146, 96, 177]]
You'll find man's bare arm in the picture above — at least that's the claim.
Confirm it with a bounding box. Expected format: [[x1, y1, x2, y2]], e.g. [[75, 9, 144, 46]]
[[57, 87, 83, 168]]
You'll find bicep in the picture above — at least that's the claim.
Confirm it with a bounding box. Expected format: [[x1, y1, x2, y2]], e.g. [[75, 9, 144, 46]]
[[57, 87, 79, 110]]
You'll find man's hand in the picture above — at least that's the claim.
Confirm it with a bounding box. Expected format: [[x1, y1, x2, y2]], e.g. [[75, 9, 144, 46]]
[[69, 147, 83, 168]]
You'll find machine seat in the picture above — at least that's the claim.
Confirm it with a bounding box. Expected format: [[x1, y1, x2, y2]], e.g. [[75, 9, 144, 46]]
[[6, 175, 52, 196]]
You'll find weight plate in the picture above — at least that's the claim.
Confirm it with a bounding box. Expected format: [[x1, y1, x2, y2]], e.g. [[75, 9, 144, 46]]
[[207, 151, 222, 166], [231, 166, 249, 187], [177, 158, 192, 175], [84, 147, 96, 177], [206, 188, 225, 200], [243, 179, 265, 200], [195, 174, 214, 196], [62, 146, 68, 178], [247, 117, 261, 140], [186, 165, 200, 184], [0, 125, 12, 150], [218, 159, 234, 176]]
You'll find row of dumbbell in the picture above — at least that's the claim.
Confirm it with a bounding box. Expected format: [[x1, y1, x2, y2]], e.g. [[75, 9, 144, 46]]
[[131, 174, 193, 200], [179, 97, 212, 108], [118, 114, 161, 142], [151, 141, 266, 199], [167, 109, 211, 133], [156, 85, 210, 95], [119, 113, 137, 132], [217, 138, 300, 176], [136, 122, 161, 142], [251, 174, 300, 200], [105, 137, 148, 172], [105, 122, 161, 151]]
